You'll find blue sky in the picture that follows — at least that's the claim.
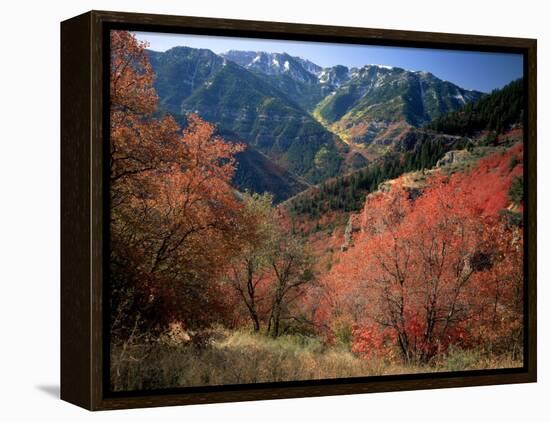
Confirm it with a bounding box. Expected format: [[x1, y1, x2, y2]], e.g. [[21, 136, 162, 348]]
[[134, 31, 523, 93]]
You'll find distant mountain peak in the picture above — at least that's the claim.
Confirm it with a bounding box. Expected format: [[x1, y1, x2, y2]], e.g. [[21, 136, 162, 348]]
[[221, 50, 322, 83]]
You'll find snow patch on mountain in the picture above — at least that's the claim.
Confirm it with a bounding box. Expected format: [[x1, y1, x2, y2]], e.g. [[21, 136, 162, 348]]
[[453, 92, 466, 103]]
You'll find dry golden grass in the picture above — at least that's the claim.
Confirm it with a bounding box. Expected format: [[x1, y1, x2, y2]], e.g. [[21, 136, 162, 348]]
[[110, 329, 522, 392]]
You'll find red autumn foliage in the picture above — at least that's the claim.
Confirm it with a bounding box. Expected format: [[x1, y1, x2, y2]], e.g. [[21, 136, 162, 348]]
[[316, 146, 524, 362], [351, 324, 397, 359]]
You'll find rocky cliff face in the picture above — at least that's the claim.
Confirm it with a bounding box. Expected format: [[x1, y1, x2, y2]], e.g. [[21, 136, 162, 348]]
[[341, 214, 361, 252]]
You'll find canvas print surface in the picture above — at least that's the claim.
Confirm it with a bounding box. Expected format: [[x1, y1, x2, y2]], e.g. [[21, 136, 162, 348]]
[[108, 30, 525, 392]]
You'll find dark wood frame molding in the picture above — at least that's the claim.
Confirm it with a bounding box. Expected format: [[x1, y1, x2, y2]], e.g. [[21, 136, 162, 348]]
[[61, 10, 537, 410]]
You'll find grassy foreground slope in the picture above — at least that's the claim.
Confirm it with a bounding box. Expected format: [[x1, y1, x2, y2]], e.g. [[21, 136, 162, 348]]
[[111, 328, 520, 391]]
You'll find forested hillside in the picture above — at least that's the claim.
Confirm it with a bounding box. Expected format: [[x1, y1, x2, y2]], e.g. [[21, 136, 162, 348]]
[[427, 78, 523, 135], [287, 132, 450, 216], [287, 80, 524, 220]]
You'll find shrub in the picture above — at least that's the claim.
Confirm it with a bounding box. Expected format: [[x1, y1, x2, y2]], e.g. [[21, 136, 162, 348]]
[[508, 175, 524, 205]]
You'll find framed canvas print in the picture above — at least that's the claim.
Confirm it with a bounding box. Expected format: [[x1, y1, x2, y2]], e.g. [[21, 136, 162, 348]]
[[60, 10, 536, 410]]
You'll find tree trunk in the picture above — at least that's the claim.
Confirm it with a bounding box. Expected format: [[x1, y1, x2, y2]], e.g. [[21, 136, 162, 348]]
[[246, 262, 261, 332], [271, 303, 282, 338], [250, 310, 260, 332], [268, 297, 282, 338]]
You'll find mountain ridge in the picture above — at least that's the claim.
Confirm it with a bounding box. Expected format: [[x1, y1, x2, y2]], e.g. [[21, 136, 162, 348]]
[[147, 46, 486, 201]]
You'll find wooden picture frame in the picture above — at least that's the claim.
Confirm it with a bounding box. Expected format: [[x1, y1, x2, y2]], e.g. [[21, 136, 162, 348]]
[[61, 10, 537, 410]]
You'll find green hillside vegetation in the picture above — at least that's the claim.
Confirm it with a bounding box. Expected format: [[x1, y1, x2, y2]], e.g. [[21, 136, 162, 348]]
[[289, 136, 446, 216], [315, 67, 483, 128], [232, 146, 309, 203], [147, 47, 226, 112], [426, 78, 524, 135], [290, 79, 524, 220], [175, 59, 345, 184], [253, 73, 325, 111]]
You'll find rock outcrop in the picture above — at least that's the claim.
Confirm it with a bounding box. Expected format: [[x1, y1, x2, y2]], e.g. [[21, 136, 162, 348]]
[[341, 214, 361, 252], [436, 149, 472, 167]]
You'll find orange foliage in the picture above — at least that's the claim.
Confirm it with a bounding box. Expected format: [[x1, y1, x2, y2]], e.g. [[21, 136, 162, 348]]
[[109, 31, 246, 335]]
